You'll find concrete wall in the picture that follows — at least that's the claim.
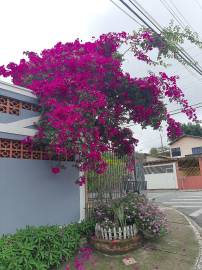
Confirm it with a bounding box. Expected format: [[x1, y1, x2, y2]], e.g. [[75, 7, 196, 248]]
[[0, 158, 80, 235], [170, 137, 202, 157], [145, 163, 178, 189], [0, 80, 37, 104], [0, 81, 39, 140], [0, 108, 39, 140]]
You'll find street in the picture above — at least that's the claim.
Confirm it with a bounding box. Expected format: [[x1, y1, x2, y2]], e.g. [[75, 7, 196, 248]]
[[147, 190, 202, 227]]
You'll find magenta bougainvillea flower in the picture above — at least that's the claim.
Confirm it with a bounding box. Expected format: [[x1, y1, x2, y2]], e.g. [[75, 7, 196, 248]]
[[51, 167, 60, 174], [75, 176, 86, 186], [0, 31, 196, 176]]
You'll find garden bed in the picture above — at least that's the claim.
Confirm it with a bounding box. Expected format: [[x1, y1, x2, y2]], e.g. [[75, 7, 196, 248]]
[[60, 208, 199, 270]]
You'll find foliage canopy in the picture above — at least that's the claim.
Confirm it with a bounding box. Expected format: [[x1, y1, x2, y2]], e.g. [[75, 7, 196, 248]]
[[0, 27, 199, 177]]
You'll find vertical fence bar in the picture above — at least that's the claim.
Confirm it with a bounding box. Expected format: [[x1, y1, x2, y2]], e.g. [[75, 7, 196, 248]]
[[85, 151, 138, 217]]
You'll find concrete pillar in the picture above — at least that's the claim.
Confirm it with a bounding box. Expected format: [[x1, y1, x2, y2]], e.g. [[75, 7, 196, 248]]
[[198, 157, 202, 176], [175, 160, 183, 190]]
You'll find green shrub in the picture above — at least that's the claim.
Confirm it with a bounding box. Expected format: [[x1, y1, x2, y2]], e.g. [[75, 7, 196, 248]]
[[77, 219, 96, 238], [0, 222, 86, 270]]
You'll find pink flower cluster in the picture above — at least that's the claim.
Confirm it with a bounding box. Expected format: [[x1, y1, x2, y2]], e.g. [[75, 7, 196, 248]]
[[51, 167, 60, 174], [136, 201, 168, 236], [65, 246, 95, 270], [75, 176, 86, 186], [0, 31, 196, 175]]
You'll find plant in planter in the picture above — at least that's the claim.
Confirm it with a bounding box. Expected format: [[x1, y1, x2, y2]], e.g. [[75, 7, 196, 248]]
[[90, 194, 143, 254], [90, 193, 168, 254]]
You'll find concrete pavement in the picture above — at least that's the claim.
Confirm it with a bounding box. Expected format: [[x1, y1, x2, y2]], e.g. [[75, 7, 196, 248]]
[[148, 190, 202, 227], [61, 207, 200, 270]]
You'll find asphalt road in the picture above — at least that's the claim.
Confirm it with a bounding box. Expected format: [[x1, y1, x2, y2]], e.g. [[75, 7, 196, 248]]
[[147, 190, 202, 227]]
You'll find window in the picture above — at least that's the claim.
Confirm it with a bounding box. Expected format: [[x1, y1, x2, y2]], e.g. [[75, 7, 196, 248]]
[[171, 147, 181, 157], [192, 147, 202, 155]]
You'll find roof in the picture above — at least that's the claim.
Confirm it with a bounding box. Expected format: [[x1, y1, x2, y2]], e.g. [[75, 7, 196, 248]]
[[0, 80, 36, 99], [143, 155, 202, 166], [143, 158, 177, 166], [169, 135, 202, 145]]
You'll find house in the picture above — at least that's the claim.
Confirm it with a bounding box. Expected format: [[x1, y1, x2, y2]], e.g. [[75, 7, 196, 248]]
[[170, 135, 202, 158], [143, 158, 178, 190], [0, 80, 85, 235], [143, 137, 202, 190], [144, 155, 202, 190]]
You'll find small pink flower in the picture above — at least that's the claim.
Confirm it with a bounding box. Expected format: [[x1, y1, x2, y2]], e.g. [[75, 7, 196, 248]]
[[75, 176, 86, 186], [51, 167, 60, 174]]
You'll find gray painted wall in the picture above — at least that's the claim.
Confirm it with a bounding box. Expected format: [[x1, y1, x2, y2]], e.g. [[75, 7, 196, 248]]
[[0, 88, 38, 104], [0, 109, 39, 140], [0, 94, 39, 140], [0, 132, 26, 140], [0, 158, 80, 235], [0, 109, 39, 123]]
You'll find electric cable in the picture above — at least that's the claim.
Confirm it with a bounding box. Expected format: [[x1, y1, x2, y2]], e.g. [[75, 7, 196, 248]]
[[109, 0, 142, 27], [116, 0, 202, 76], [159, 0, 186, 29], [168, 0, 196, 31]]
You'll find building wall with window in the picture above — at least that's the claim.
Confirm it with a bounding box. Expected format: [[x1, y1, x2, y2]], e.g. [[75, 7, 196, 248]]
[[170, 136, 202, 157]]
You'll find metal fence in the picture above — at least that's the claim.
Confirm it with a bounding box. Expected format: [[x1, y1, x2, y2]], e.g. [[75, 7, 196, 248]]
[[178, 157, 201, 176], [85, 152, 146, 217]]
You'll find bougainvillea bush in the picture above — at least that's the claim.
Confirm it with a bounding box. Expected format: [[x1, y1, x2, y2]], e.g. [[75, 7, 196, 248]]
[[0, 30, 197, 178]]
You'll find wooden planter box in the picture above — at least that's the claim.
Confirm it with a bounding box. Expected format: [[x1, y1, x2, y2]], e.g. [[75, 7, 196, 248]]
[[90, 223, 142, 255]]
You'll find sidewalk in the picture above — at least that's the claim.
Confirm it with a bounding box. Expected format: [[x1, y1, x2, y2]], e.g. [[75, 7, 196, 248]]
[[61, 208, 200, 270]]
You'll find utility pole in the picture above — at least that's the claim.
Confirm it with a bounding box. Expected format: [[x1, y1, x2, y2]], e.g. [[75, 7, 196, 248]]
[[160, 132, 164, 153]]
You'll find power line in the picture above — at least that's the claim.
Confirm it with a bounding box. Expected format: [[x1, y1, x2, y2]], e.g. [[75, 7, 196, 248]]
[[159, 0, 202, 63], [128, 0, 202, 79], [109, 0, 142, 27], [122, 103, 202, 129], [194, 0, 202, 12], [170, 105, 202, 116], [168, 0, 196, 31], [129, 0, 162, 30], [118, 0, 158, 31], [159, 0, 186, 29], [116, 0, 202, 76], [123, 104, 202, 128], [169, 102, 202, 113], [182, 64, 202, 83], [128, 0, 162, 32]]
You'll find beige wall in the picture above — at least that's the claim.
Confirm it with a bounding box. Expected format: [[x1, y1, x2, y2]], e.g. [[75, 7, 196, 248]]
[[170, 137, 202, 157]]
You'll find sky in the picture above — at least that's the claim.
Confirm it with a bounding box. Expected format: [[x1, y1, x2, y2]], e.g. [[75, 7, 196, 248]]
[[0, 0, 202, 152]]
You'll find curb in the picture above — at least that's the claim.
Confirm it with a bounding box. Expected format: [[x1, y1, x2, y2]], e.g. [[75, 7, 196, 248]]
[[170, 208, 202, 270]]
